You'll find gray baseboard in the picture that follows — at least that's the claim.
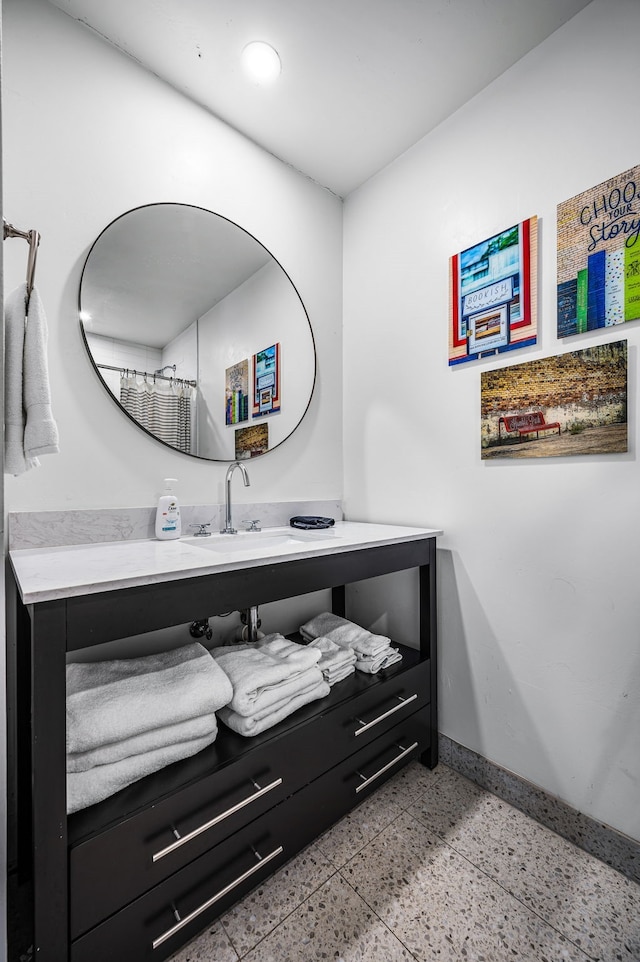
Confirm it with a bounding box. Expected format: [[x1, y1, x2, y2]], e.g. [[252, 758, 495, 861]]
[[439, 733, 639, 885]]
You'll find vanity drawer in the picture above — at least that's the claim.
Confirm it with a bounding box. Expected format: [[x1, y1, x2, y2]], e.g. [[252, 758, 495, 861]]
[[70, 804, 294, 962], [313, 657, 430, 764], [310, 706, 431, 826], [70, 719, 317, 938]]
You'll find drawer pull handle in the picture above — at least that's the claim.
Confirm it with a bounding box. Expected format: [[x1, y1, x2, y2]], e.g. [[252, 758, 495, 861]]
[[355, 741, 418, 794], [152, 777, 283, 863], [354, 693, 418, 736], [152, 844, 283, 950]]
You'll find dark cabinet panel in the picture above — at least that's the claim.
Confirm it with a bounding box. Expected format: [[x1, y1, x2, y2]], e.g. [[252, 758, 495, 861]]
[[15, 533, 438, 961]]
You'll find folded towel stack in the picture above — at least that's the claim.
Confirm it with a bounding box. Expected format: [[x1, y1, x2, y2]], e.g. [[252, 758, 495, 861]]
[[66, 643, 233, 813], [307, 636, 357, 685], [300, 613, 402, 674], [212, 633, 330, 736]]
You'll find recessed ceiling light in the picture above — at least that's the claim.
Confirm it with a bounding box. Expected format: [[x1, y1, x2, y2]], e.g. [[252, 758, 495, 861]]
[[241, 41, 281, 84]]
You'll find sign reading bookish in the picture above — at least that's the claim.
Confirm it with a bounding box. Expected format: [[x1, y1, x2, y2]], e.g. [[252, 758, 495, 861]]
[[557, 164, 640, 337], [449, 217, 538, 366], [252, 343, 281, 418]]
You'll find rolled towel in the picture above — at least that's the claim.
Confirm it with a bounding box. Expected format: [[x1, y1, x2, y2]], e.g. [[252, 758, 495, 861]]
[[66, 643, 233, 755], [67, 712, 219, 773], [300, 612, 391, 658], [212, 635, 321, 717], [67, 726, 217, 814], [217, 678, 330, 737]]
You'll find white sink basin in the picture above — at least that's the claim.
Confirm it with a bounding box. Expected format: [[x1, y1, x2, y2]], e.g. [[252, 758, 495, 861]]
[[184, 526, 338, 555]]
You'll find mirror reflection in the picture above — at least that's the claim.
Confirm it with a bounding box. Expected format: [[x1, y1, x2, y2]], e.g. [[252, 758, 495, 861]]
[[79, 204, 316, 461]]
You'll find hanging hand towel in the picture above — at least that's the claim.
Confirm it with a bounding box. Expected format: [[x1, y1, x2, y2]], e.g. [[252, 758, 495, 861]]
[[4, 283, 36, 475], [22, 285, 59, 462]]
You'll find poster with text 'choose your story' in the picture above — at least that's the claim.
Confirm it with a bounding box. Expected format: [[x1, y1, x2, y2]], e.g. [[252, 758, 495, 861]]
[[557, 164, 640, 337]]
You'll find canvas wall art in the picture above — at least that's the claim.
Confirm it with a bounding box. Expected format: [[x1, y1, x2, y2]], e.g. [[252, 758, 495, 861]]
[[480, 340, 627, 459], [235, 422, 269, 459], [225, 358, 249, 425], [449, 217, 538, 366], [557, 164, 640, 336], [252, 343, 281, 417]]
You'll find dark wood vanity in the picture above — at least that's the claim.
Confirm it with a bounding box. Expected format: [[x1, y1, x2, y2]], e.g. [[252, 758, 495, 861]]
[[10, 527, 438, 961]]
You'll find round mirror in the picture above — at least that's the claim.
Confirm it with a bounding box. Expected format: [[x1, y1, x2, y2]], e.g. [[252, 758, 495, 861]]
[[79, 203, 316, 461]]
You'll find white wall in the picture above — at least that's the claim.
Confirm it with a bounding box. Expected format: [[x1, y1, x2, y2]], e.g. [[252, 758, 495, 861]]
[[2, 0, 343, 514], [344, 0, 640, 841]]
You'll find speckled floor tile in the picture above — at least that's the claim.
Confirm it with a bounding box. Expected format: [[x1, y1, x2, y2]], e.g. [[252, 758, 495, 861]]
[[406, 762, 487, 827], [379, 760, 442, 805], [167, 920, 239, 962], [314, 789, 404, 869], [409, 783, 640, 961], [220, 843, 337, 956], [239, 873, 416, 962], [341, 810, 590, 962]]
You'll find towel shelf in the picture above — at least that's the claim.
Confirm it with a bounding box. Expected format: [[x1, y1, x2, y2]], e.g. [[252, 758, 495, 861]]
[[152, 777, 283, 863]]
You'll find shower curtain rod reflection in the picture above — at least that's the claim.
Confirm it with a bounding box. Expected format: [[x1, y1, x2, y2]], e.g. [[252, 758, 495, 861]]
[[97, 362, 197, 388]]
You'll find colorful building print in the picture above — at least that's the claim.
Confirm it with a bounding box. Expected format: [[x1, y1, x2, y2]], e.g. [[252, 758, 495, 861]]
[[557, 164, 640, 337], [252, 343, 281, 418], [225, 359, 249, 426], [449, 217, 538, 366]]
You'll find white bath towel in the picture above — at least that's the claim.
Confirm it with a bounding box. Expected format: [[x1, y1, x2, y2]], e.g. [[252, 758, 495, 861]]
[[354, 648, 403, 674], [300, 613, 391, 657], [4, 284, 37, 475], [66, 712, 219, 773], [66, 643, 233, 754], [67, 726, 217, 814], [217, 678, 330, 737], [23, 286, 59, 462], [241, 666, 325, 721], [323, 662, 356, 685], [307, 636, 357, 685], [212, 635, 321, 717]]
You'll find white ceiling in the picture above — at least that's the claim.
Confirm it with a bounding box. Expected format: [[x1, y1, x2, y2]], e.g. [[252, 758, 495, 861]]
[[48, 0, 592, 198]]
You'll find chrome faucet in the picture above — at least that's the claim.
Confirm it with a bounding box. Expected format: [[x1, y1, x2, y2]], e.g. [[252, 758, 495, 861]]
[[221, 461, 250, 534]]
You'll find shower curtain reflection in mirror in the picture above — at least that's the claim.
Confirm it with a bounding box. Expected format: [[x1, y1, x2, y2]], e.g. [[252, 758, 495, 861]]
[[120, 374, 194, 455]]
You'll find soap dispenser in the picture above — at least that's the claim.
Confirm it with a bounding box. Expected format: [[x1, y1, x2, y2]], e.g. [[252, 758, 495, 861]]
[[155, 478, 182, 540]]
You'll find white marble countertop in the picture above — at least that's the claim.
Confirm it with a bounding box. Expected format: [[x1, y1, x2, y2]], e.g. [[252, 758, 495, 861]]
[[9, 521, 442, 604]]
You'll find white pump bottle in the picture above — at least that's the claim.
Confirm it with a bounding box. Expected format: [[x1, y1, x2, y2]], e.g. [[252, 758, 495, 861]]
[[155, 478, 182, 540]]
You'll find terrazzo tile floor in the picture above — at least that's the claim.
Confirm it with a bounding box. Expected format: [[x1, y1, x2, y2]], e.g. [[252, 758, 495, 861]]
[[169, 762, 640, 962]]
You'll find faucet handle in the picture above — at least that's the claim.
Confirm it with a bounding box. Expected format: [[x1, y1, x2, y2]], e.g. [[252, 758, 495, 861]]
[[241, 519, 262, 532], [189, 522, 212, 537]]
